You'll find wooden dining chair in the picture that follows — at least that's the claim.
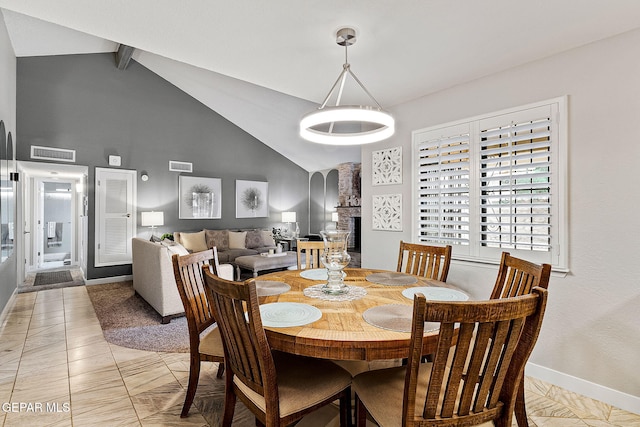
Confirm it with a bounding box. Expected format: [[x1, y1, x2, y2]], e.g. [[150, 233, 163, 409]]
[[296, 240, 325, 270], [353, 287, 548, 427], [491, 252, 551, 427], [172, 249, 225, 418], [203, 270, 353, 427], [397, 241, 452, 282]]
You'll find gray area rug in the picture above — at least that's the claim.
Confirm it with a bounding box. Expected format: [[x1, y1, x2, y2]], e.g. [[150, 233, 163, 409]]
[[34, 270, 73, 286], [86, 281, 189, 353]]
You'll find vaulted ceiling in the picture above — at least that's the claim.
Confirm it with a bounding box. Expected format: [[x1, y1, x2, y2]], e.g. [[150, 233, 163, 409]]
[[2, 1, 640, 171]]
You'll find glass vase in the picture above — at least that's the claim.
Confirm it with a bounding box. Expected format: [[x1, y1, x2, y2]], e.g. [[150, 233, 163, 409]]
[[320, 230, 351, 295]]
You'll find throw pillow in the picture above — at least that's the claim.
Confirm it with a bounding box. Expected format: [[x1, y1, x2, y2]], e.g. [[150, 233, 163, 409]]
[[229, 231, 247, 249], [262, 230, 276, 246], [205, 229, 229, 251], [246, 230, 264, 249], [179, 230, 208, 252]]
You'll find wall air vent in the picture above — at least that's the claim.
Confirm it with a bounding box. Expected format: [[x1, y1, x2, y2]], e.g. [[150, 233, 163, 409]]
[[30, 145, 76, 163], [169, 161, 193, 173]]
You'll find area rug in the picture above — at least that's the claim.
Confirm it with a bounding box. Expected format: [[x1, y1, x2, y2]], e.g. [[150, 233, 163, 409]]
[[86, 281, 189, 353], [34, 270, 73, 286], [18, 268, 86, 294]]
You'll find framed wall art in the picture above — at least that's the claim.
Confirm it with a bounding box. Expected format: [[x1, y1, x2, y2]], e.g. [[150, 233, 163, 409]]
[[372, 194, 402, 231], [236, 180, 268, 218], [372, 146, 402, 186], [179, 176, 222, 219]]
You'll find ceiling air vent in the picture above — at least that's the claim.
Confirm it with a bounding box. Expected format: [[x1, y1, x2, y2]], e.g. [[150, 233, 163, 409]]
[[169, 161, 193, 173], [30, 145, 76, 163]]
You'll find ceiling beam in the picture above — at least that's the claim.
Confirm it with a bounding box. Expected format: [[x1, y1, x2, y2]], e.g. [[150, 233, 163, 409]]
[[115, 44, 134, 70]]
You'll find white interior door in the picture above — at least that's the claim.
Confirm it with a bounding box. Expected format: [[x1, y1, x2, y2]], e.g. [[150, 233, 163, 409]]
[[95, 168, 136, 266]]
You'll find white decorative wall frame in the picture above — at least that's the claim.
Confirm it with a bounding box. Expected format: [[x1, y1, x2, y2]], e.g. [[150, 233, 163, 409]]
[[236, 180, 269, 218], [372, 146, 402, 186], [372, 194, 402, 231], [179, 176, 222, 219]]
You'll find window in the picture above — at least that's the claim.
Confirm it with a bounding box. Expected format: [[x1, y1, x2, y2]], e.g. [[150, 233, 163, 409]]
[[412, 97, 567, 270]]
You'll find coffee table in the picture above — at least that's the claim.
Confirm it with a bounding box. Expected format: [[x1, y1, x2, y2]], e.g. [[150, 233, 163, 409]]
[[234, 251, 298, 278]]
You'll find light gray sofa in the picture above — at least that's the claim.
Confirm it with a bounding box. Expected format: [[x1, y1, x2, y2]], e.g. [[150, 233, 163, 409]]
[[131, 237, 233, 323]]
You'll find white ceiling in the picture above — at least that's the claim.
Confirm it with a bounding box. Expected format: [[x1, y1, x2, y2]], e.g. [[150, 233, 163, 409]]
[[3, 1, 640, 170]]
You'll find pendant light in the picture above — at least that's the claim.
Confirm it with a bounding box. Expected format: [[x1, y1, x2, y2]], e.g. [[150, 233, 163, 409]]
[[300, 27, 395, 145]]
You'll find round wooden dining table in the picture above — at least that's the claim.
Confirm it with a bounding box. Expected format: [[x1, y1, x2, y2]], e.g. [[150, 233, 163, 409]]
[[254, 268, 468, 361]]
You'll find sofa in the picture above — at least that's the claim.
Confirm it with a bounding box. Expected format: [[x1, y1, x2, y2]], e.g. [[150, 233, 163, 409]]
[[173, 229, 277, 263], [131, 237, 234, 323]]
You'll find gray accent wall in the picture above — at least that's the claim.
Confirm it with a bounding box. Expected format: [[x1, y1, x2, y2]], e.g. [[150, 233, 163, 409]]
[[16, 53, 310, 280]]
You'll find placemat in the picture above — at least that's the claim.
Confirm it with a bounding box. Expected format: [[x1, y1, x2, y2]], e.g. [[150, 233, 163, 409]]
[[299, 268, 328, 280], [259, 302, 322, 328], [363, 304, 440, 333], [365, 272, 418, 286], [303, 284, 367, 301], [401, 286, 469, 301], [255, 281, 291, 296]]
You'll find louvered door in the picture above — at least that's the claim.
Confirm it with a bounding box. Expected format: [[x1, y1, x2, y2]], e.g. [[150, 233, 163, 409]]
[[95, 168, 136, 266]]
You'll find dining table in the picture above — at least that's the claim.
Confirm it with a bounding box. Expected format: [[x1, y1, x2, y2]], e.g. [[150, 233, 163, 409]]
[[253, 267, 470, 361]]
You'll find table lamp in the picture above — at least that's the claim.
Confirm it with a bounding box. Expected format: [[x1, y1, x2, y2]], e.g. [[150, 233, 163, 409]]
[[141, 211, 164, 238], [282, 211, 296, 237]]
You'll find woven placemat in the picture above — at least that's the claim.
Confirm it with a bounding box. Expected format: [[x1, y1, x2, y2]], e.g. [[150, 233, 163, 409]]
[[365, 272, 418, 286], [363, 304, 440, 333], [255, 281, 291, 296]]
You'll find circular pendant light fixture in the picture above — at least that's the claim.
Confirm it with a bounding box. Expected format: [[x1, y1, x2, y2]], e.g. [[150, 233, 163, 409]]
[[300, 28, 395, 145]]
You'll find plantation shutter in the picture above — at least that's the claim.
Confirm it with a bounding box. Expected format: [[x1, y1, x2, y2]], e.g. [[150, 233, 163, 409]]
[[415, 123, 471, 252], [478, 105, 553, 259]]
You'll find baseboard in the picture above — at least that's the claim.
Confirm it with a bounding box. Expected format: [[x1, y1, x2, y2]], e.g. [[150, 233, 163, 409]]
[[0, 289, 19, 331], [84, 275, 132, 286], [526, 362, 640, 415]]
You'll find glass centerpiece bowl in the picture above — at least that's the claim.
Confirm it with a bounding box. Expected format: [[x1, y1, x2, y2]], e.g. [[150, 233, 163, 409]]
[[320, 230, 351, 295]]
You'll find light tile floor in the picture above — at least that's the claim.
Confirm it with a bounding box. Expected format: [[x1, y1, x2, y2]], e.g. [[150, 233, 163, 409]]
[[0, 286, 638, 426]]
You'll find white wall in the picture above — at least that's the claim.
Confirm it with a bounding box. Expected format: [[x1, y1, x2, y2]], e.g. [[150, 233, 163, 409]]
[[362, 28, 640, 411]]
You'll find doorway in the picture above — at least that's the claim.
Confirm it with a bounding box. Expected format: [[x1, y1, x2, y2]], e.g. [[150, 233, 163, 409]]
[[37, 180, 74, 269], [17, 161, 88, 282]]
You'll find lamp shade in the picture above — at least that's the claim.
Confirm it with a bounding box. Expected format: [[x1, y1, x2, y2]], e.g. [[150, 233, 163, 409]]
[[282, 211, 296, 223], [141, 211, 164, 227]]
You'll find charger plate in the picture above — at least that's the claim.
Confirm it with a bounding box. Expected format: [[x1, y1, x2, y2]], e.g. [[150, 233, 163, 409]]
[[362, 304, 440, 333], [255, 281, 291, 297], [259, 302, 322, 328], [365, 272, 418, 286], [402, 286, 469, 301], [299, 268, 328, 280]]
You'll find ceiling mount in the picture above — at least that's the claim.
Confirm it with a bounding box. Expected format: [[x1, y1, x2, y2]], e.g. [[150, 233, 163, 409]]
[[336, 27, 356, 47], [299, 27, 395, 145]]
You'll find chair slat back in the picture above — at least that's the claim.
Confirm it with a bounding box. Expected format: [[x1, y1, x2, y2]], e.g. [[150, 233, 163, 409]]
[[172, 249, 216, 335], [404, 288, 548, 426], [397, 241, 453, 282], [491, 252, 551, 299], [297, 241, 325, 270], [204, 271, 278, 403]]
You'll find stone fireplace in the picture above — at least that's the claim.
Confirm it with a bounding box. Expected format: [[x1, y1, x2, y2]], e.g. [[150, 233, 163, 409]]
[[335, 162, 361, 249]]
